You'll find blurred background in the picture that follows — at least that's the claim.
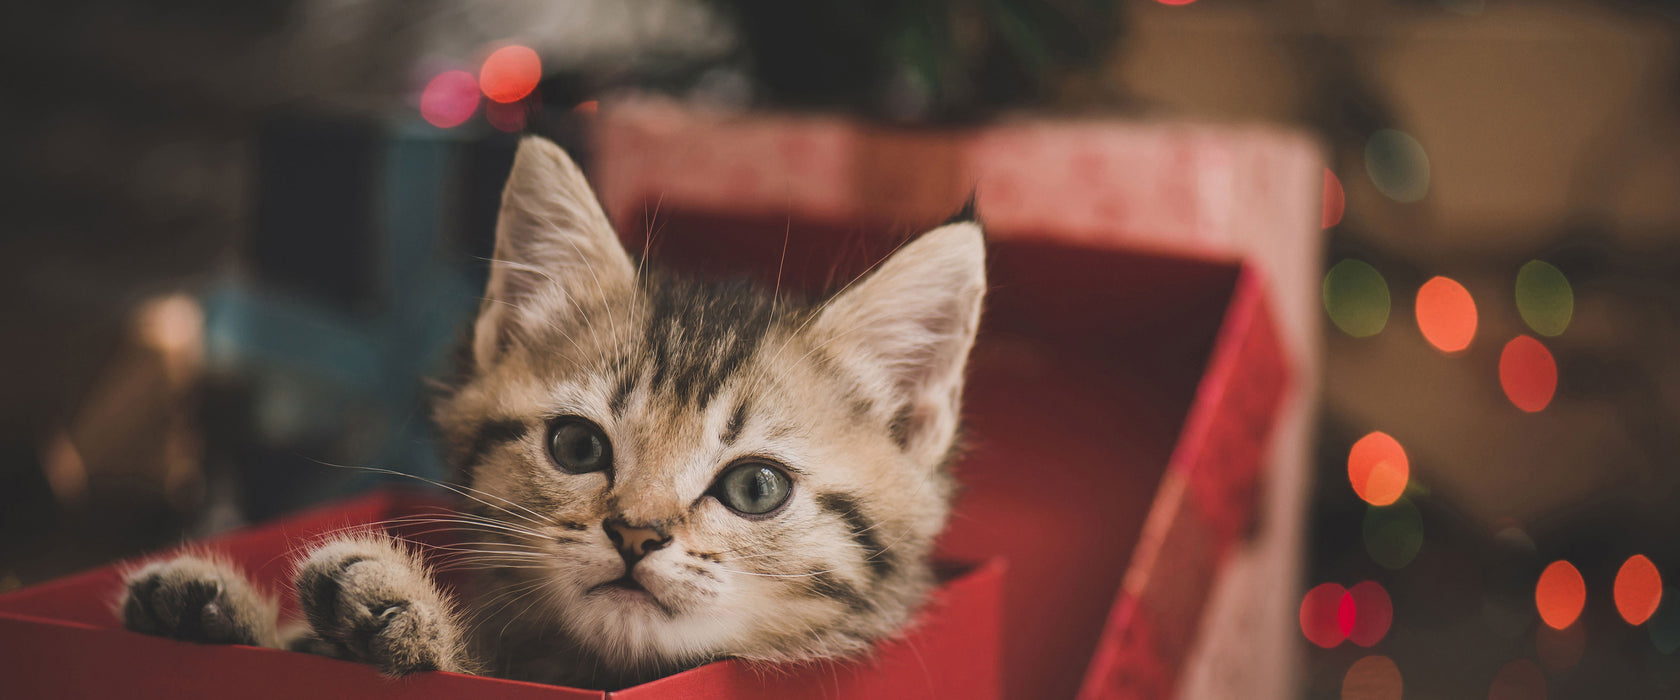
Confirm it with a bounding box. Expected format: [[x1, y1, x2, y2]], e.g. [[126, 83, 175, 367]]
[[3, 0, 1679, 697]]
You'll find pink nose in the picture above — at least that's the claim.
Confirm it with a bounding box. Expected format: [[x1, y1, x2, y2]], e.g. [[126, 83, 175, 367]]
[[603, 519, 671, 566]]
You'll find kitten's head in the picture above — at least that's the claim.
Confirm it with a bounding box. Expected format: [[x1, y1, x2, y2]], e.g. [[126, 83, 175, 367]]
[[434, 137, 984, 679]]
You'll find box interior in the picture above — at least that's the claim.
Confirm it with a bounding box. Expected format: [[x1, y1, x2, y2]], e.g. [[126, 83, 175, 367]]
[[629, 209, 1239, 699]]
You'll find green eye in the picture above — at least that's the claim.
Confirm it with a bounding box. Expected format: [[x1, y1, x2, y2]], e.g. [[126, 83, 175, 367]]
[[548, 418, 611, 474], [713, 462, 793, 516]]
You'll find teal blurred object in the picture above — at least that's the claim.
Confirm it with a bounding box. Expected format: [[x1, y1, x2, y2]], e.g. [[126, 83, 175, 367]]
[[199, 120, 515, 519]]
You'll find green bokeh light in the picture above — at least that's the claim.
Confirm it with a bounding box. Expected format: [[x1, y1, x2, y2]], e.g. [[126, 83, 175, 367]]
[[1364, 129, 1430, 203], [1324, 259, 1391, 337], [1652, 587, 1680, 654], [1516, 260, 1573, 337], [1364, 497, 1423, 570]]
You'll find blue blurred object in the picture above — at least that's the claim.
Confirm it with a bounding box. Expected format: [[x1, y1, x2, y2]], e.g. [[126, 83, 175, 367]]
[[199, 118, 523, 521]]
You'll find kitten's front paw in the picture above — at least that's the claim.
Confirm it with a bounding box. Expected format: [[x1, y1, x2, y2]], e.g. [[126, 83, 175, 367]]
[[293, 536, 468, 676], [120, 555, 279, 647]]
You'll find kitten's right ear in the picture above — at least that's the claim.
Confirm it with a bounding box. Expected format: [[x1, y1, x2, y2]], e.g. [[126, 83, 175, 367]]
[[810, 221, 986, 465], [474, 136, 634, 369]]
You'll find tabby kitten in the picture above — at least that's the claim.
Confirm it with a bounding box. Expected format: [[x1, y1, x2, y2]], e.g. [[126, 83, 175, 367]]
[[118, 136, 986, 688]]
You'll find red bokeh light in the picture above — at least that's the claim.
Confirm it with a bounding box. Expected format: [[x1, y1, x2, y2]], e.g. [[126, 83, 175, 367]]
[[1348, 432, 1409, 507], [1614, 554, 1662, 626], [1323, 169, 1346, 229], [1499, 335, 1558, 412], [1488, 659, 1547, 700], [575, 100, 600, 115], [1536, 560, 1586, 630], [1339, 590, 1358, 637], [480, 45, 542, 104], [419, 70, 480, 128], [1302, 582, 1351, 648], [485, 99, 528, 133], [1416, 276, 1477, 353], [1347, 581, 1393, 647]]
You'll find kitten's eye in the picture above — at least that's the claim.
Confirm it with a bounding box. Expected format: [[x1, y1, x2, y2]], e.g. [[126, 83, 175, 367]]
[[712, 462, 793, 516], [547, 418, 611, 474]]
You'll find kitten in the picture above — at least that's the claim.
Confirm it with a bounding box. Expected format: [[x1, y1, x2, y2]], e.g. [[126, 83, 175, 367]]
[[118, 136, 986, 688]]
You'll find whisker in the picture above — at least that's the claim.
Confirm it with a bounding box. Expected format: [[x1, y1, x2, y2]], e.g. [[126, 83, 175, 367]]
[[718, 566, 843, 579], [299, 457, 551, 528]]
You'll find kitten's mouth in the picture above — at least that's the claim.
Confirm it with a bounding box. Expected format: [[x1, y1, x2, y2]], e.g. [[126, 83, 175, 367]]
[[593, 575, 646, 593], [588, 575, 674, 616]]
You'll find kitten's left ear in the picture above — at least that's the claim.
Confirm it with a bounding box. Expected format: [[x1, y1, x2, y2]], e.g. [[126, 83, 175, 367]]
[[812, 221, 986, 464], [474, 136, 635, 369]]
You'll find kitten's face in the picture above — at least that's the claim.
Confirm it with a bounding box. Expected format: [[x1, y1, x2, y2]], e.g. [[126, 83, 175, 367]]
[[434, 137, 984, 676]]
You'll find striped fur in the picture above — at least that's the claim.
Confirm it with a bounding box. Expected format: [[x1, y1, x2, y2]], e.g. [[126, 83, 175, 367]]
[[430, 137, 985, 688]]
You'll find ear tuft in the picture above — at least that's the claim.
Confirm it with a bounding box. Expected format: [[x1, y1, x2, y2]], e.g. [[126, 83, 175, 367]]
[[942, 190, 980, 227]]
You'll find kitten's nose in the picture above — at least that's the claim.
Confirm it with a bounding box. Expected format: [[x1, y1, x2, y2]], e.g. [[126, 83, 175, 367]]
[[603, 518, 671, 566]]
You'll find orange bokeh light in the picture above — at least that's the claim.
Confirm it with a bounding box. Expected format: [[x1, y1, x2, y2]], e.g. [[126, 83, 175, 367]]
[[1614, 554, 1662, 626], [1342, 655, 1402, 700], [1415, 276, 1477, 353], [574, 100, 600, 115], [1535, 617, 1585, 671], [1323, 169, 1346, 229], [1348, 432, 1409, 506], [1500, 335, 1557, 412], [1536, 560, 1586, 630], [1488, 659, 1547, 700], [480, 45, 542, 104]]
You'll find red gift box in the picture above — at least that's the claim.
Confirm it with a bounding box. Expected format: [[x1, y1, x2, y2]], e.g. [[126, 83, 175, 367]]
[[594, 99, 1317, 699], [0, 213, 1288, 699], [0, 490, 1001, 699]]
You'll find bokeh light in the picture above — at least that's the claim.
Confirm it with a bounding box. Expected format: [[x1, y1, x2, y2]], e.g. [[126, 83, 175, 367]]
[[1492, 517, 1537, 553], [1155, 0, 1197, 5], [1349, 431, 1409, 507], [1615, 555, 1662, 626], [1347, 581, 1393, 647], [1500, 336, 1558, 412], [575, 100, 599, 115], [1536, 617, 1585, 671], [1324, 260, 1391, 338], [485, 99, 528, 133], [1323, 169, 1346, 228], [1364, 498, 1423, 569], [480, 45, 542, 103], [1364, 129, 1430, 203], [1536, 560, 1586, 630], [1441, 0, 1486, 16], [1341, 592, 1358, 637], [1515, 261, 1573, 337], [1488, 659, 1547, 700], [1416, 276, 1477, 353], [420, 70, 480, 128], [1342, 655, 1402, 700], [1651, 586, 1680, 654], [1302, 582, 1352, 648]]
